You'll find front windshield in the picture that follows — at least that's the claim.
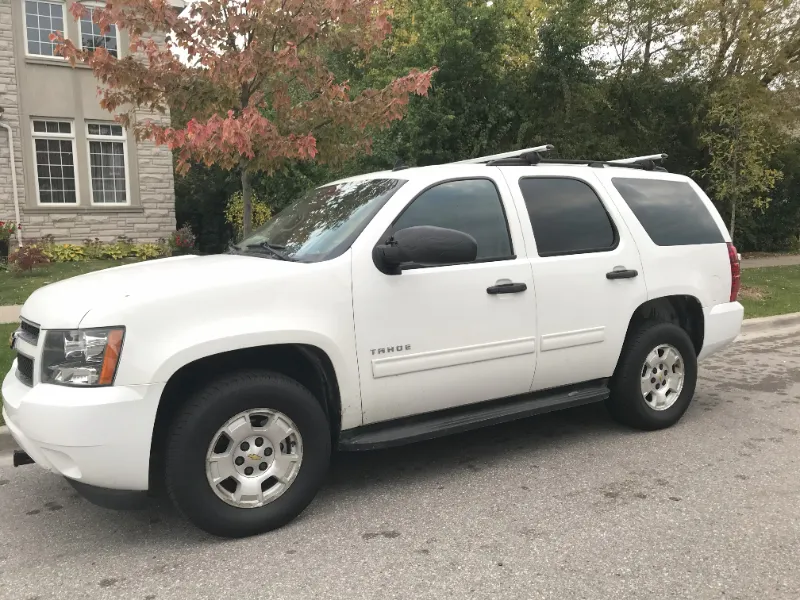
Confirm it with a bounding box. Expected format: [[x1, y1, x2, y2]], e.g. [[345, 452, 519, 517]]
[[235, 178, 405, 262]]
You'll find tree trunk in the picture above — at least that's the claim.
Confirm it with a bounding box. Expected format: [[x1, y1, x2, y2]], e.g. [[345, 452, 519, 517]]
[[642, 20, 653, 70], [730, 145, 738, 241], [729, 102, 739, 242], [241, 166, 253, 239]]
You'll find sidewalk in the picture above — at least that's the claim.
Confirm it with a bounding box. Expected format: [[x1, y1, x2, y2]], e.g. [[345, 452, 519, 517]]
[[0, 305, 20, 325], [741, 255, 800, 269]]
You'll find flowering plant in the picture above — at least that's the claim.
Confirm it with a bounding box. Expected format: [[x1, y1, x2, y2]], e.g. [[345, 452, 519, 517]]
[[0, 221, 21, 241], [169, 225, 196, 255]]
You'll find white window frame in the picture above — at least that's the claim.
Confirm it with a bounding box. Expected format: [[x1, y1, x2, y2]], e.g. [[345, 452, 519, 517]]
[[85, 121, 131, 206], [77, 1, 120, 58], [30, 118, 80, 206], [22, 0, 68, 60]]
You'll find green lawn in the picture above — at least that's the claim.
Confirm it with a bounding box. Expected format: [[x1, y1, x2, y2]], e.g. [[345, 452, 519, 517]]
[[0, 323, 15, 425], [740, 265, 800, 318], [0, 260, 133, 305]]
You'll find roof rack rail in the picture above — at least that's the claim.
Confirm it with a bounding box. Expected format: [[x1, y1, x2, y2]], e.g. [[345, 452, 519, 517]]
[[609, 153, 667, 165], [448, 147, 669, 171], [453, 145, 555, 164], [484, 152, 668, 171], [610, 153, 668, 171]]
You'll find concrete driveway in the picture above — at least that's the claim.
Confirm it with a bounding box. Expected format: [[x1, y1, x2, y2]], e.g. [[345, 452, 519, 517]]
[[0, 324, 798, 600]]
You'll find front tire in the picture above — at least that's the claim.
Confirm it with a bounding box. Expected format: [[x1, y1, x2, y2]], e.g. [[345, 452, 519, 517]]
[[165, 371, 331, 538], [607, 321, 698, 430]]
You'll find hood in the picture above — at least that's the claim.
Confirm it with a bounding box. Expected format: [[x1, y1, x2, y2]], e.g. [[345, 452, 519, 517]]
[[21, 254, 301, 329]]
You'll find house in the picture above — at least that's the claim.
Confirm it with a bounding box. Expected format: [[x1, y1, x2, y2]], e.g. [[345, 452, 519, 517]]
[[0, 0, 180, 246]]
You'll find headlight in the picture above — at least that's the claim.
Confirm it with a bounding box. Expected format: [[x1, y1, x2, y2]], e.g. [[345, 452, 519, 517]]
[[41, 327, 125, 386]]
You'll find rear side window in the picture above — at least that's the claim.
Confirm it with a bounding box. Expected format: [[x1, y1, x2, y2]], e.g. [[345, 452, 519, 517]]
[[612, 178, 724, 246], [392, 178, 513, 261], [519, 177, 617, 257]]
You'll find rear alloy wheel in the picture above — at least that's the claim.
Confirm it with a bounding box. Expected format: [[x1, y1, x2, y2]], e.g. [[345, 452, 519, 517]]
[[639, 344, 685, 411], [608, 321, 697, 430], [166, 371, 330, 538]]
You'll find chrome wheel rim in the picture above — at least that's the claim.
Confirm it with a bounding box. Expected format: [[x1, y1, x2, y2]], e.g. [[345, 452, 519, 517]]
[[205, 409, 303, 509], [640, 344, 684, 411]]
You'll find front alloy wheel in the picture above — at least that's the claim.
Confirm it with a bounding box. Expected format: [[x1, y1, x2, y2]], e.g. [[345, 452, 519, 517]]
[[206, 409, 303, 509], [166, 371, 330, 537]]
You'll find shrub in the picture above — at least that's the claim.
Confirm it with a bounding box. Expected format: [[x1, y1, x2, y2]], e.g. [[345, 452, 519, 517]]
[[224, 191, 272, 239], [169, 225, 197, 255], [42, 243, 86, 262], [35, 236, 171, 262], [100, 239, 133, 260], [8, 245, 49, 273], [83, 238, 106, 259], [131, 242, 168, 260]]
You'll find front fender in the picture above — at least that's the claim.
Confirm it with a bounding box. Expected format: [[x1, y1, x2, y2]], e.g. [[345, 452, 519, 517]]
[[123, 318, 360, 430]]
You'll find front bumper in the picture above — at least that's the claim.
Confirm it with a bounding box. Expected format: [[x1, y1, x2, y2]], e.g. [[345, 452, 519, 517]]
[[2, 365, 164, 491], [698, 301, 744, 360]]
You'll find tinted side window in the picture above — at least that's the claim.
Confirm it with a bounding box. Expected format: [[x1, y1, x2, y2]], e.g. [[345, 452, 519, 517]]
[[612, 178, 724, 246], [519, 178, 617, 256], [392, 179, 513, 261]]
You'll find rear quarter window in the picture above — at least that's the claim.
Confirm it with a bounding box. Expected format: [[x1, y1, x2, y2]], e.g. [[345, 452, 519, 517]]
[[612, 178, 724, 246]]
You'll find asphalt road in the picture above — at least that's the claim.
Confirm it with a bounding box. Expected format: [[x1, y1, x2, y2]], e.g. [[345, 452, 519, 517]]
[[1, 326, 798, 600]]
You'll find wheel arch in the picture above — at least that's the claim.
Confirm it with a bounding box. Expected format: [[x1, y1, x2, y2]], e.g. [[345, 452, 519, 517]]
[[623, 295, 704, 357], [148, 343, 342, 491]]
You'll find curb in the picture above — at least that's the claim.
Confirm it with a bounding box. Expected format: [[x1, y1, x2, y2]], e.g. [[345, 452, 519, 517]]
[[740, 311, 800, 333], [1, 311, 800, 460]]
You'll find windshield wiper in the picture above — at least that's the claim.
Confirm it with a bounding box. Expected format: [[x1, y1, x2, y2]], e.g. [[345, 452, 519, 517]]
[[242, 241, 294, 261]]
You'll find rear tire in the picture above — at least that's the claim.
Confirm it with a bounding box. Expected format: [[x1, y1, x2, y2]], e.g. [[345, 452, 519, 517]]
[[165, 370, 330, 538], [607, 321, 698, 430]]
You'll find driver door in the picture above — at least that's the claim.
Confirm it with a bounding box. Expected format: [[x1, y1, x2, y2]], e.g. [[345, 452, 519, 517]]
[[351, 173, 538, 425]]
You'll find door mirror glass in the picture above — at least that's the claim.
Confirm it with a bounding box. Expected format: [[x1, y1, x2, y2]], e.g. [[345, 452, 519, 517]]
[[373, 225, 478, 274]]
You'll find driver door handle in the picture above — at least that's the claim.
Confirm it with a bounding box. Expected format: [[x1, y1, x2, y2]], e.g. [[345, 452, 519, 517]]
[[487, 282, 528, 294]]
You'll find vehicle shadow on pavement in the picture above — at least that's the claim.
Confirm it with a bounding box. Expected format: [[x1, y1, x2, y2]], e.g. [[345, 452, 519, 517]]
[[4, 398, 706, 548], [326, 401, 620, 489], [37, 402, 631, 538]]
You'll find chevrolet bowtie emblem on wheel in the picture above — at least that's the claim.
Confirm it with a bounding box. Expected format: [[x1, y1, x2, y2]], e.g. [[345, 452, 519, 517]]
[[247, 454, 261, 461]]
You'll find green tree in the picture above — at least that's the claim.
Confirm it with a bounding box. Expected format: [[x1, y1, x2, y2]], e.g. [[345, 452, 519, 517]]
[[697, 81, 783, 240]]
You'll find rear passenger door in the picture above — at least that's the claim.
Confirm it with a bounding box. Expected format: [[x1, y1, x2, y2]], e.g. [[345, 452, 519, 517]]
[[502, 169, 648, 392]]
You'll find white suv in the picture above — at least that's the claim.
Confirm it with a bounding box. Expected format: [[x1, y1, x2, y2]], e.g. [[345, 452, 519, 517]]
[[3, 148, 744, 537]]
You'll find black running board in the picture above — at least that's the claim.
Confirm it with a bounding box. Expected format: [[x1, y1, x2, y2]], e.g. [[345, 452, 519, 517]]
[[338, 381, 609, 451]]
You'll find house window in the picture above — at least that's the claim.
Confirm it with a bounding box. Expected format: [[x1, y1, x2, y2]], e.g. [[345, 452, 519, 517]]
[[24, 0, 65, 57], [87, 123, 129, 204], [32, 119, 77, 204], [79, 5, 118, 57]]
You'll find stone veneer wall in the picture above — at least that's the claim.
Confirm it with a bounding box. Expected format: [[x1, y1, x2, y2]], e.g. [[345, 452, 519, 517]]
[[0, 3, 176, 244], [21, 133, 177, 243], [0, 0, 25, 243]]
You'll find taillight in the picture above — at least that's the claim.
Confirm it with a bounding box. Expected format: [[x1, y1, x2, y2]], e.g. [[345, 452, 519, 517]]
[[727, 242, 740, 302]]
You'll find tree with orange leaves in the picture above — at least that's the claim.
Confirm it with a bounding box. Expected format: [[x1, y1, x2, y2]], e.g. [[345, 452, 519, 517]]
[[56, 0, 436, 236]]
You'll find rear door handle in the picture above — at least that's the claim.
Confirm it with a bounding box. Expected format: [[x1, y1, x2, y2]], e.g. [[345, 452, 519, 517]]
[[606, 268, 638, 280], [487, 282, 528, 294]]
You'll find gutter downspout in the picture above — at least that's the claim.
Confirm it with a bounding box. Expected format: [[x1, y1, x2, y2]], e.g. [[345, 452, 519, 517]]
[[0, 121, 23, 247]]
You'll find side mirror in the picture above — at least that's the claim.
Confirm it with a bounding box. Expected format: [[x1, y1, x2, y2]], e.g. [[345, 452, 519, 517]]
[[373, 225, 478, 275]]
